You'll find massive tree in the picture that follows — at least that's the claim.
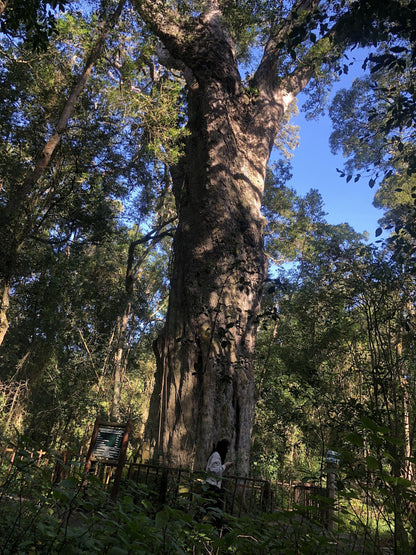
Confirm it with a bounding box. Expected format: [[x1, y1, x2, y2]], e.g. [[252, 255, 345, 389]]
[[2, 0, 410, 473], [133, 0, 404, 473]]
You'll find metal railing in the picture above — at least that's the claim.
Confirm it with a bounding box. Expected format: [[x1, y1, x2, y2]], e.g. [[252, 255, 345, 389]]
[[0, 446, 328, 518], [125, 462, 274, 515]]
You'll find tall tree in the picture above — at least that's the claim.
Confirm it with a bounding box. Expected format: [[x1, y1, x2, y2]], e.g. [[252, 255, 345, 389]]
[[0, 0, 127, 347], [132, 0, 405, 473], [329, 1, 416, 263]]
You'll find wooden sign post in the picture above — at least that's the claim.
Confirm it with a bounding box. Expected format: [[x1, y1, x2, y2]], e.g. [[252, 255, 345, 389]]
[[325, 450, 340, 530], [84, 417, 133, 500]]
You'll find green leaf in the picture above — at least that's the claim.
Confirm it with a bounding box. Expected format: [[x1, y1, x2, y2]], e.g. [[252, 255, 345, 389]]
[[365, 455, 379, 471], [345, 432, 364, 447], [395, 477, 413, 487], [386, 435, 405, 446], [361, 415, 380, 432], [155, 509, 169, 530]]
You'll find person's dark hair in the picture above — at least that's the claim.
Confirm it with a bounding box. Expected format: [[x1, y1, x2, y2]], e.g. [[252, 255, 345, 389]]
[[211, 438, 230, 464]]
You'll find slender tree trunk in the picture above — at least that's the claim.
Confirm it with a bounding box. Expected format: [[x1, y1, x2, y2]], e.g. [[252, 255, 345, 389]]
[[396, 340, 414, 481], [0, 0, 126, 348], [0, 1, 8, 19], [110, 225, 173, 421], [0, 282, 10, 346], [110, 307, 131, 421], [402, 377, 412, 479]]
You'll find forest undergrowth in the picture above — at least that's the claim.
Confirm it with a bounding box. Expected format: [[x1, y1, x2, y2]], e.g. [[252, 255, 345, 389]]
[[0, 443, 412, 555]]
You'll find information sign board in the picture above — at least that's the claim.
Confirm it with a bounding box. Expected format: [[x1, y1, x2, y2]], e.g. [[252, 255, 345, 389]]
[[84, 417, 133, 500], [326, 450, 340, 465], [93, 425, 125, 461]]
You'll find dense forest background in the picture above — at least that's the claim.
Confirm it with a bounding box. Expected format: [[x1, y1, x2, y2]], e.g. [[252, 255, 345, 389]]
[[1, 1, 416, 549]]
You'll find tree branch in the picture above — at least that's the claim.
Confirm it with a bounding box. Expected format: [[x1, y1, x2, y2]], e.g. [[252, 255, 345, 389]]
[[125, 218, 176, 293], [134, 0, 240, 91], [0, 0, 8, 19], [254, 0, 379, 102], [252, 0, 321, 94], [133, 0, 190, 51]]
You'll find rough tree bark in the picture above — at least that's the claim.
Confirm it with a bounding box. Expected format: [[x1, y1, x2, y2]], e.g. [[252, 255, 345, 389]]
[[136, 0, 327, 474]]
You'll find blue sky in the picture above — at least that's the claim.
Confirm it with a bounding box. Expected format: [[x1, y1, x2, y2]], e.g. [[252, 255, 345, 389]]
[[285, 53, 384, 243], [289, 106, 382, 240]]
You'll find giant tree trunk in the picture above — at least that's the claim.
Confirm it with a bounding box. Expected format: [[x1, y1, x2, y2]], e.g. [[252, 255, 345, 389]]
[[151, 105, 269, 473], [136, 1, 319, 474], [145, 26, 286, 476]]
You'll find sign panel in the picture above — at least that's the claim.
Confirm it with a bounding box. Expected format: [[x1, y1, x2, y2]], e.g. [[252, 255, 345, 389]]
[[93, 425, 125, 461], [84, 418, 132, 500], [326, 449, 340, 465]]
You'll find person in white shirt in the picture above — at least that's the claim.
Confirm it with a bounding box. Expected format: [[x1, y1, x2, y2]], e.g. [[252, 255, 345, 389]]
[[204, 438, 234, 530], [205, 438, 234, 489]]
